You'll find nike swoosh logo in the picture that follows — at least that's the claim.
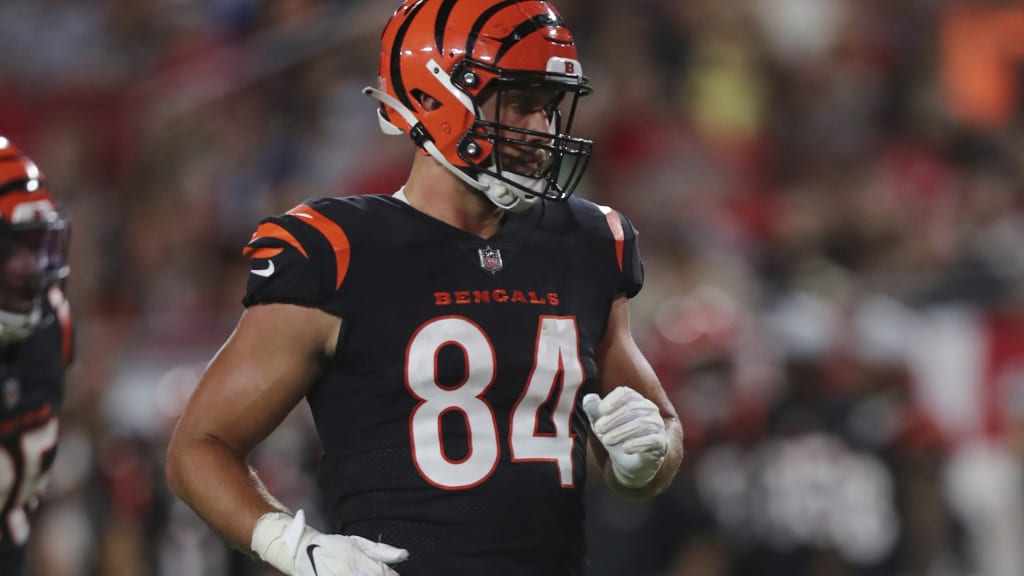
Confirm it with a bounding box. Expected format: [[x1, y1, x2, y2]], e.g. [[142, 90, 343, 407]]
[[306, 544, 321, 576], [251, 260, 275, 277]]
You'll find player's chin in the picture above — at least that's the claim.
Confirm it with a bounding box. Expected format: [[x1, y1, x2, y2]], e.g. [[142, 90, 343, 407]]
[[499, 148, 551, 175], [0, 293, 37, 314], [499, 158, 547, 179]]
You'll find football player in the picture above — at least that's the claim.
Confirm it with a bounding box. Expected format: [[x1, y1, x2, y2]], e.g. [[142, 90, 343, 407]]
[[0, 136, 73, 575], [166, 1, 684, 574]]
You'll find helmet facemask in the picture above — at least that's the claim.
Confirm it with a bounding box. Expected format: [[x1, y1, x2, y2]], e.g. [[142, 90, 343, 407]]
[[0, 184, 70, 345], [365, 0, 594, 211], [455, 60, 592, 207]]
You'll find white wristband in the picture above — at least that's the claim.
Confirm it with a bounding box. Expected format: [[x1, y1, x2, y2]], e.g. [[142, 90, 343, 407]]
[[251, 510, 310, 575]]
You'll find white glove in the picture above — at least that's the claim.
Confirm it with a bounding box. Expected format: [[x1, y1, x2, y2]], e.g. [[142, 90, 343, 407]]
[[582, 386, 668, 488], [251, 509, 409, 576]]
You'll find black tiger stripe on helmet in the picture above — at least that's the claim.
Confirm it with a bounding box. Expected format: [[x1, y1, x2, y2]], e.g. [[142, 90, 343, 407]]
[[368, 0, 592, 209]]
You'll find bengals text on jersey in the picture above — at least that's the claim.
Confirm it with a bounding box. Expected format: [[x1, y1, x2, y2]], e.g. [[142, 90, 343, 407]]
[[242, 192, 642, 575]]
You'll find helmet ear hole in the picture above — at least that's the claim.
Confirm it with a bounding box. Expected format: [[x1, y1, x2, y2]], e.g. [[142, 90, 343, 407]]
[[412, 89, 443, 112], [369, 0, 594, 204]]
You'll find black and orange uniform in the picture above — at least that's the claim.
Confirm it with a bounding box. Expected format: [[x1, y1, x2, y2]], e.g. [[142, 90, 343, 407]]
[[0, 291, 72, 575], [242, 194, 643, 575]]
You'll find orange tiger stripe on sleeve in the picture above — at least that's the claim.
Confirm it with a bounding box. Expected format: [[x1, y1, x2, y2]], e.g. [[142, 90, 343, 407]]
[[243, 246, 284, 260], [286, 204, 351, 289], [47, 287, 73, 367], [243, 222, 308, 259]]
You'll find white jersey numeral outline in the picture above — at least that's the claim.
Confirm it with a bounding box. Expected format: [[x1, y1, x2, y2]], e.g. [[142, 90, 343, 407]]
[[406, 315, 584, 489], [0, 418, 59, 544]]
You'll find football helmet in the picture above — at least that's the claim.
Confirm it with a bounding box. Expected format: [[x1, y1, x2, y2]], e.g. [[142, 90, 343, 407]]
[[364, 0, 593, 211], [0, 137, 69, 344]]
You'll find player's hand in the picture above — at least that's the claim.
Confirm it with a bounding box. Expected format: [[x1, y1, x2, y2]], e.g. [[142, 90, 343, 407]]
[[251, 509, 409, 576], [582, 386, 668, 488]]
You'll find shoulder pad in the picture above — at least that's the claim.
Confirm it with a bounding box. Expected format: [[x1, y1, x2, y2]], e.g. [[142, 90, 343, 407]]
[[564, 197, 644, 297], [46, 286, 73, 367], [241, 199, 352, 310]]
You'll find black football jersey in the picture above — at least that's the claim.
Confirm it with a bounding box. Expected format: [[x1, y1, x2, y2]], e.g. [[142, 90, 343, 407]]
[[0, 291, 72, 573], [243, 194, 643, 575]]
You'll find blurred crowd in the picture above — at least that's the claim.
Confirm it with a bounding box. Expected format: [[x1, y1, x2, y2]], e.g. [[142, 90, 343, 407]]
[[3, 0, 1024, 575]]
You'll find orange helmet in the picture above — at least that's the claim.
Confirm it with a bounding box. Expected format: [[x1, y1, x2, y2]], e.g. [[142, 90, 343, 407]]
[[364, 0, 593, 210], [0, 137, 69, 343]]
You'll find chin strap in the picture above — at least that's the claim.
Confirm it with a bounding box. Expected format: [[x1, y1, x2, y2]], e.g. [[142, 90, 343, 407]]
[[477, 174, 539, 212], [0, 307, 41, 345], [362, 86, 534, 212]]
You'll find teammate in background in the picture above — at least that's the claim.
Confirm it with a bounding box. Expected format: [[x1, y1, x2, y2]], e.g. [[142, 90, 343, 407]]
[[0, 136, 73, 575], [166, 0, 683, 574]]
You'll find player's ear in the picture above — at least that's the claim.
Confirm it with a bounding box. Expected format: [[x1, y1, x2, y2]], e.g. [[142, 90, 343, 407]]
[[412, 89, 442, 111]]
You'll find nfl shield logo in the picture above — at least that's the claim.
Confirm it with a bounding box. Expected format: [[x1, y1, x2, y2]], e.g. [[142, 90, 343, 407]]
[[478, 246, 503, 274]]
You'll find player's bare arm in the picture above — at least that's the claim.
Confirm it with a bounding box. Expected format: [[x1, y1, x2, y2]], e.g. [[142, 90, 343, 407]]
[[589, 295, 684, 499], [166, 303, 339, 549], [168, 305, 407, 576], [168, 0, 668, 572]]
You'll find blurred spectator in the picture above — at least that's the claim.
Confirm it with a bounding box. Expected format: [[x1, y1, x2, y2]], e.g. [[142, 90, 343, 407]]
[[2, 0, 1024, 574], [939, 1, 1024, 131]]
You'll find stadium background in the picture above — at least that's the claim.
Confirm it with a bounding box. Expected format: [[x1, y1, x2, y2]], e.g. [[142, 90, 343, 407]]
[[3, 0, 1024, 574]]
